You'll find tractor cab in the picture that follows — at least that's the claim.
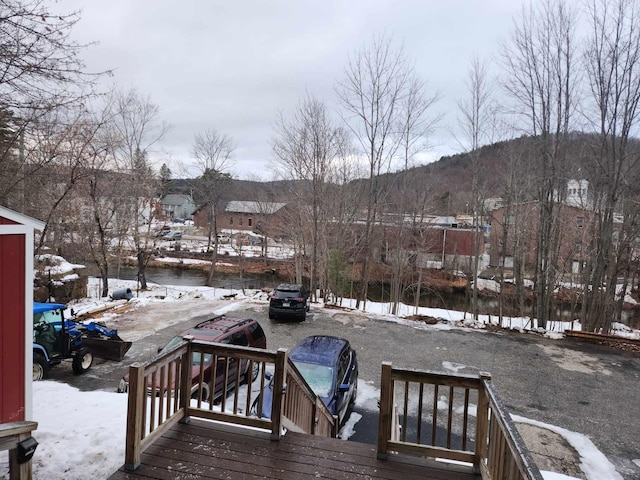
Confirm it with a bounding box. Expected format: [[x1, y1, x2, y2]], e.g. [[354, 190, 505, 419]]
[[33, 303, 78, 361], [32, 302, 92, 380]]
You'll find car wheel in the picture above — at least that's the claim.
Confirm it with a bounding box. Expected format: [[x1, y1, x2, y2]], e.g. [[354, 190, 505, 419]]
[[268, 310, 275, 320], [191, 386, 209, 402], [33, 352, 48, 381], [242, 361, 260, 384], [300, 311, 306, 322], [250, 361, 260, 381], [72, 348, 93, 374]]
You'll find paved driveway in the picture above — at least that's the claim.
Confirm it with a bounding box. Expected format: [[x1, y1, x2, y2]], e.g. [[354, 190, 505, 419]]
[[50, 298, 640, 479]]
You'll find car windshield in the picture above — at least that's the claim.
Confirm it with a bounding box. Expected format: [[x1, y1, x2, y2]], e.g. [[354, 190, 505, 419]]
[[159, 336, 212, 365], [158, 336, 184, 354], [294, 361, 334, 397]]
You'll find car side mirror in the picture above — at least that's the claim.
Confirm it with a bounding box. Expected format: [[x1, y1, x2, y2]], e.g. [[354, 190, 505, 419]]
[[265, 371, 272, 380], [338, 383, 350, 393]]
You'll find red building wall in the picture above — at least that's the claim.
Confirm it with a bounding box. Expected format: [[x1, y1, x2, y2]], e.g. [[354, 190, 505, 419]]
[[0, 218, 26, 422]]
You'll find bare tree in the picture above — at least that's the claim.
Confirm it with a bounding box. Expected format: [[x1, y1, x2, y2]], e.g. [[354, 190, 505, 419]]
[[496, 138, 538, 323], [272, 94, 347, 299], [336, 34, 413, 309], [29, 105, 108, 254], [0, 1, 92, 112], [0, 1, 100, 209], [69, 96, 125, 298], [322, 132, 362, 303], [388, 76, 439, 315], [109, 88, 169, 289], [501, 0, 578, 328], [190, 128, 234, 286], [581, 0, 640, 332], [457, 57, 496, 321]]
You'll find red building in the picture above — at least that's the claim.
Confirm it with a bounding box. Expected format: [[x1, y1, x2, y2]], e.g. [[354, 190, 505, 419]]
[[0, 206, 44, 423], [489, 202, 598, 275], [194, 200, 290, 236]]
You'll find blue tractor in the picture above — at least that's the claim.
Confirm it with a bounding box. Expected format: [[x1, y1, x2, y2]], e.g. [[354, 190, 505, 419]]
[[32, 302, 131, 381]]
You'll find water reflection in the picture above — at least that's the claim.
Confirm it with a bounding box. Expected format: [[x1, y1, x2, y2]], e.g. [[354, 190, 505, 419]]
[[115, 265, 273, 290]]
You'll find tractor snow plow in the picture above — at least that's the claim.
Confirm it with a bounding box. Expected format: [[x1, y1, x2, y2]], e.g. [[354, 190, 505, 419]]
[[33, 302, 132, 380], [73, 321, 133, 361]]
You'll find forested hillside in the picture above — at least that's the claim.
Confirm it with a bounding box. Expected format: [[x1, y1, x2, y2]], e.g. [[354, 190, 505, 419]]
[[168, 133, 639, 216]]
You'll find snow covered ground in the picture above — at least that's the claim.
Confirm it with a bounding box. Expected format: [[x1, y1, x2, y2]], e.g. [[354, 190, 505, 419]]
[[2, 272, 634, 479]]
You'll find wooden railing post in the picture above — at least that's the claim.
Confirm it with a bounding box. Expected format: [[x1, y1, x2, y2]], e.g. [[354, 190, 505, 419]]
[[179, 336, 194, 423], [377, 361, 393, 459], [330, 413, 338, 438], [270, 348, 288, 440], [475, 371, 491, 474], [124, 363, 145, 471]]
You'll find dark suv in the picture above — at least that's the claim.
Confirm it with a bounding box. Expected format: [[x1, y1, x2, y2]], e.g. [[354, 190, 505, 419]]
[[118, 315, 266, 401], [268, 283, 310, 321]]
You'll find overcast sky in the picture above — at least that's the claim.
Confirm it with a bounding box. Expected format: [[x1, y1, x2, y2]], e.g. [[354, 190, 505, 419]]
[[57, 0, 524, 180]]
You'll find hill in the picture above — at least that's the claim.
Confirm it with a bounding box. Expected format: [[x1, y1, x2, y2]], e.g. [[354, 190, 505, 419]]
[[168, 133, 627, 215]]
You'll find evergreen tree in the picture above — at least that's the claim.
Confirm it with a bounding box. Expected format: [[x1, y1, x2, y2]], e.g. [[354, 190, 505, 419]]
[[159, 163, 172, 197]]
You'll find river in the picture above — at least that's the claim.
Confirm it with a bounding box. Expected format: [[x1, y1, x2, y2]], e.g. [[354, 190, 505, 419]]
[[115, 265, 276, 291], [110, 264, 640, 328]]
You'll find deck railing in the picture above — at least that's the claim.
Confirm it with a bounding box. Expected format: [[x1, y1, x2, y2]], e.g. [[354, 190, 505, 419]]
[[124, 340, 543, 478], [377, 362, 543, 480], [124, 338, 336, 470], [0, 421, 38, 480]]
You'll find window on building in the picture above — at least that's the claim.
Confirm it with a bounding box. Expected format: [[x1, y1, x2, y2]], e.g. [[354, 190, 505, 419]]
[[229, 217, 233, 225], [577, 216, 584, 228], [575, 241, 582, 253], [239, 217, 243, 226], [248, 218, 253, 227]]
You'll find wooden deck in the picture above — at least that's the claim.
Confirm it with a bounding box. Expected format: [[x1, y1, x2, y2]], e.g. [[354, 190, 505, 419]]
[[109, 418, 478, 480]]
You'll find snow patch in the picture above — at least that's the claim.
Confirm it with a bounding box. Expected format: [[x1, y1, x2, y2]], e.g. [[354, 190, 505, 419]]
[[513, 415, 623, 480]]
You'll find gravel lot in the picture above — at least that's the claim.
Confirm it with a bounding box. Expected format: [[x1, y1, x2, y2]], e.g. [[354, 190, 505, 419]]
[[50, 296, 640, 479]]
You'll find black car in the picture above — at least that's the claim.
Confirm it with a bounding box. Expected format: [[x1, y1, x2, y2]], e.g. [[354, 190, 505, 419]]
[[268, 283, 310, 321]]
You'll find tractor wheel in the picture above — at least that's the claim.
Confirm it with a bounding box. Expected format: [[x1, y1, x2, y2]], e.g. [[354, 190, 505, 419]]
[[33, 353, 49, 381], [72, 348, 93, 374]]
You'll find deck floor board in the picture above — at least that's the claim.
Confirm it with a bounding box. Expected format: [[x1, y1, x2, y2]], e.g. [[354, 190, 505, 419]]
[[109, 419, 478, 480]]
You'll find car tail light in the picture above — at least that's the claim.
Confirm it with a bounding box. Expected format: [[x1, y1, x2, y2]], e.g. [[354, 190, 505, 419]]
[[295, 297, 304, 302]]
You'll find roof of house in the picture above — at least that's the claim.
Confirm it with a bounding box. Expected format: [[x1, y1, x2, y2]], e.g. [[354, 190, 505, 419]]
[[161, 194, 194, 206], [0, 205, 46, 230], [225, 201, 287, 215]]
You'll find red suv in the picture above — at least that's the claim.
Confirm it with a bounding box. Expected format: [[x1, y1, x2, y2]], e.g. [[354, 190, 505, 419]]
[[118, 315, 266, 401]]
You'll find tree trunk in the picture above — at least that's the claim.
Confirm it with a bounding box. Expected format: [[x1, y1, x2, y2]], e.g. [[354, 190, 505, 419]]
[[137, 251, 148, 290]]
